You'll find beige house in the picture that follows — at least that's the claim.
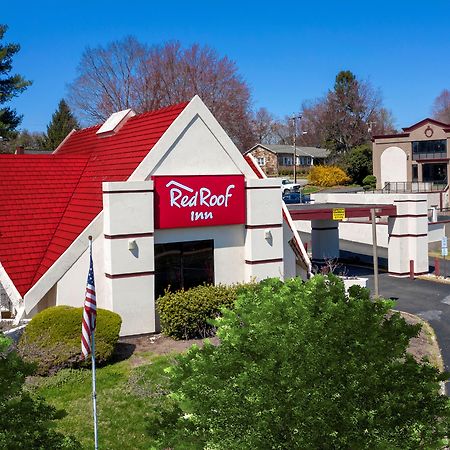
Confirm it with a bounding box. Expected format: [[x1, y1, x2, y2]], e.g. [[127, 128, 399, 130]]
[[372, 118, 450, 191], [245, 144, 329, 176]]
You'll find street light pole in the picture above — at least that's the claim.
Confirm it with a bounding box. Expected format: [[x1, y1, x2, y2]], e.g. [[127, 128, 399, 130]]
[[291, 115, 302, 184]]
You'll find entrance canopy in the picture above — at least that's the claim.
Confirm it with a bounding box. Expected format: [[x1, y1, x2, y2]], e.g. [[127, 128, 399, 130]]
[[287, 203, 397, 221]]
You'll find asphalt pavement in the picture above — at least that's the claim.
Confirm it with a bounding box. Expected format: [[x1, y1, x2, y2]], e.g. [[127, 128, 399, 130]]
[[346, 265, 450, 374]]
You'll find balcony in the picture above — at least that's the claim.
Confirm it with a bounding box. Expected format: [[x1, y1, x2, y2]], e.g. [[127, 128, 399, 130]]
[[412, 139, 448, 161]]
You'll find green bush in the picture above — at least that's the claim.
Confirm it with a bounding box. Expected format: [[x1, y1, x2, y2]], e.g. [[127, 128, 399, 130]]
[[346, 144, 373, 185], [363, 174, 377, 190], [0, 334, 81, 449], [169, 276, 450, 449], [157, 284, 238, 340], [18, 306, 121, 375]]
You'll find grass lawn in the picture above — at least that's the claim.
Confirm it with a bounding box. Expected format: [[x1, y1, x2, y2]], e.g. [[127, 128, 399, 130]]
[[26, 319, 445, 449], [301, 185, 322, 194], [28, 351, 200, 450]]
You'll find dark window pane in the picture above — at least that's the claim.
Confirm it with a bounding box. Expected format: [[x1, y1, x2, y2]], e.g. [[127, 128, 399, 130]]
[[182, 240, 214, 291], [412, 165, 418, 182], [155, 243, 182, 299], [155, 240, 214, 299], [412, 140, 447, 159], [422, 163, 447, 183]]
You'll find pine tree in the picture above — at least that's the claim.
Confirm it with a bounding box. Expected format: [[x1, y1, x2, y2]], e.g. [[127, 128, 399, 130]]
[[44, 99, 79, 150], [0, 24, 32, 139]]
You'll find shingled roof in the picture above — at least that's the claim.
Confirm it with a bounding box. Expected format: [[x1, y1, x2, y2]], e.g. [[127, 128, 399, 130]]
[[0, 102, 188, 297]]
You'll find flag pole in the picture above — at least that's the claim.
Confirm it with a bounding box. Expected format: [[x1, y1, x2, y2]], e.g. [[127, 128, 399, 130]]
[[88, 236, 99, 450], [91, 321, 99, 450]]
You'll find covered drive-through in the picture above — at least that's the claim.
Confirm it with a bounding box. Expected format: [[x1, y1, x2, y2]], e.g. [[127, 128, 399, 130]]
[[288, 194, 430, 277]]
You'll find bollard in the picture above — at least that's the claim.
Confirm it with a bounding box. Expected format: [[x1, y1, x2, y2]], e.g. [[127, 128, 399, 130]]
[[409, 260, 414, 280], [435, 257, 440, 277]]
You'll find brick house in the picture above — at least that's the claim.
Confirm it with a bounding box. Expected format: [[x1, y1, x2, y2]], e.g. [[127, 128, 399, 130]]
[[245, 144, 329, 176]]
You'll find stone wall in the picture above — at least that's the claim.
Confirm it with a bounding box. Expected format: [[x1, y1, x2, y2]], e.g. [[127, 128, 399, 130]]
[[248, 146, 278, 176]]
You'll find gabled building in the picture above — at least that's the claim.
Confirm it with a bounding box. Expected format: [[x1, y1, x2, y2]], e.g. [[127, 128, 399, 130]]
[[245, 144, 330, 176], [372, 118, 450, 191], [0, 96, 310, 335]]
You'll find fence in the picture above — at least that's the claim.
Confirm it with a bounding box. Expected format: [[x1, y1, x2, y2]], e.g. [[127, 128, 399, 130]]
[[383, 181, 448, 193]]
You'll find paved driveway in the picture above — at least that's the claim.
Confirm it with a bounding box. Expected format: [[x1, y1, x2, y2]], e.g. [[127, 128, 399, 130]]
[[347, 266, 450, 374]]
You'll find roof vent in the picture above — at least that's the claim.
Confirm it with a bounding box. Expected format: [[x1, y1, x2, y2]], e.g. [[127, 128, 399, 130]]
[[96, 108, 136, 136]]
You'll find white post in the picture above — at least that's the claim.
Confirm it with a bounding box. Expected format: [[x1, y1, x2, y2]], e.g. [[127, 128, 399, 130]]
[[371, 208, 380, 298]]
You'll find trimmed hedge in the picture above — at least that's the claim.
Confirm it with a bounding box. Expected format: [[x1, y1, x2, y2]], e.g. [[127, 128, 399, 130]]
[[363, 175, 377, 190], [18, 306, 121, 375], [308, 165, 350, 187], [157, 284, 239, 340]]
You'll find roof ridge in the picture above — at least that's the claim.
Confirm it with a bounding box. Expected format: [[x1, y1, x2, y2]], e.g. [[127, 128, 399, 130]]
[[29, 155, 91, 288]]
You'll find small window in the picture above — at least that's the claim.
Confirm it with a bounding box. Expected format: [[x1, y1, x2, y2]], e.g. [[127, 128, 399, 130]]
[[257, 157, 266, 166], [412, 164, 418, 182]]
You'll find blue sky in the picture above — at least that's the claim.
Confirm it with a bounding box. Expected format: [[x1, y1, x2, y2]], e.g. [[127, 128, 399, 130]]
[[4, 0, 450, 132]]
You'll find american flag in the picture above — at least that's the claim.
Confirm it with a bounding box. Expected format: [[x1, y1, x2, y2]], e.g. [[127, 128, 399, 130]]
[[81, 247, 97, 359]]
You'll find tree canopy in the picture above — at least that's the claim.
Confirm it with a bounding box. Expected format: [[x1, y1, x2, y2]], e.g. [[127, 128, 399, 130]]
[[300, 70, 395, 158], [68, 38, 254, 150], [44, 99, 79, 150], [167, 276, 450, 449], [432, 89, 450, 124], [0, 25, 31, 139]]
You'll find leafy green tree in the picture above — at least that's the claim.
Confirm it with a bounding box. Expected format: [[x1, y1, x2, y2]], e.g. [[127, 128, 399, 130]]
[[43, 99, 79, 150], [0, 25, 32, 139], [0, 334, 81, 449], [168, 276, 450, 449], [346, 144, 373, 185], [300, 70, 396, 159]]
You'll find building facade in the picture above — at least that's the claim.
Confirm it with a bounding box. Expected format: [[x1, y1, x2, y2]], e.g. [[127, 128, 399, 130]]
[[372, 118, 450, 191], [0, 97, 310, 336], [245, 144, 329, 176]]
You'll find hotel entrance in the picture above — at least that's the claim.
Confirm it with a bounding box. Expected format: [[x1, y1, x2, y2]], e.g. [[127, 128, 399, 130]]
[[154, 239, 214, 299]]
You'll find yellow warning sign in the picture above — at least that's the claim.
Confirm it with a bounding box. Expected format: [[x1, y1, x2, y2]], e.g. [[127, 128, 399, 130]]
[[332, 208, 346, 221]]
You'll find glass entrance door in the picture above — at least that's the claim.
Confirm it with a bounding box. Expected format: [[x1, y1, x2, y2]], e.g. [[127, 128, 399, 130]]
[[154, 239, 214, 299]]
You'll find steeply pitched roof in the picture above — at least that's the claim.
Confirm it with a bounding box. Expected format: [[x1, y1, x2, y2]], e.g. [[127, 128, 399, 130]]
[[0, 102, 188, 297], [0, 155, 88, 296], [247, 144, 329, 158]]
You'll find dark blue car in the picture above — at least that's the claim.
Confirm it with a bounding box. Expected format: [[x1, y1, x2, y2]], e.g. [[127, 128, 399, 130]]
[[282, 192, 311, 204]]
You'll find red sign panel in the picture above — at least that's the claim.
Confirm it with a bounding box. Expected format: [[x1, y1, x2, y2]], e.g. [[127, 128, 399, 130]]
[[153, 175, 246, 229]]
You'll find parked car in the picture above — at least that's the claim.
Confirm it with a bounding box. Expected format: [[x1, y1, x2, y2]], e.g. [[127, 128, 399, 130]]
[[282, 192, 311, 204], [281, 179, 301, 195]]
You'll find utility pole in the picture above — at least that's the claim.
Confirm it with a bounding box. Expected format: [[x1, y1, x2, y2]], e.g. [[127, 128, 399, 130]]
[[291, 115, 302, 183]]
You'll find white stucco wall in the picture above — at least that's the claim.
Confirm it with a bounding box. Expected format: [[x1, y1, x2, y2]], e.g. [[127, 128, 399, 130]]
[[55, 234, 109, 310], [380, 146, 407, 187]]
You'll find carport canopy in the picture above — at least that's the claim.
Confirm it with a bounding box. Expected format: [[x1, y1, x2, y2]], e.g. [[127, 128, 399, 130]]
[[287, 203, 397, 221]]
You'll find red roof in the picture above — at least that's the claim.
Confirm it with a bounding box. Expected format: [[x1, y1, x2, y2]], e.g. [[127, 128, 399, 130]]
[[0, 102, 187, 297]]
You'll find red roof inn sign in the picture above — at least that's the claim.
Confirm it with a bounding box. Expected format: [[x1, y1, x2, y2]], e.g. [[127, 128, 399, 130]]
[[154, 175, 245, 229]]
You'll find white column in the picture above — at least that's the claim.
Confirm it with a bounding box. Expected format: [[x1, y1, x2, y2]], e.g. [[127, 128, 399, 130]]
[[103, 181, 155, 336], [245, 178, 283, 281], [311, 219, 339, 262], [388, 198, 428, 276]]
